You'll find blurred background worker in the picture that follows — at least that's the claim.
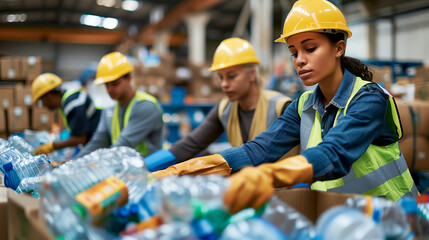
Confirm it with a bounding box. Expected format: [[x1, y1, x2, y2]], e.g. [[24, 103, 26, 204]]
[[32, 73, 101, 155], [145, 37, 297, 172], [75, 52, 163, 158], [154, 0, 417, 214]]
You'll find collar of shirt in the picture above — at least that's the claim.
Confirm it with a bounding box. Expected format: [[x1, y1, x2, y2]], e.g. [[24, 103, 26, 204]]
[[302, 69, 355, 115]]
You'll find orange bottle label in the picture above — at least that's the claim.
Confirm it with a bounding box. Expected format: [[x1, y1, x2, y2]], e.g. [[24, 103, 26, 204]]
[[75, 176, 128, 218]]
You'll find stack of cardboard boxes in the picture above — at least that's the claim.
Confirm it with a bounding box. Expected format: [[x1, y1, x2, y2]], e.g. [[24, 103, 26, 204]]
[[0, 55, 60, 138]]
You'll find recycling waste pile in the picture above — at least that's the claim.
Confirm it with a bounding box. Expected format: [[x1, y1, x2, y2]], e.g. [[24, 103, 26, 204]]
[[2, 136, 429, 239]]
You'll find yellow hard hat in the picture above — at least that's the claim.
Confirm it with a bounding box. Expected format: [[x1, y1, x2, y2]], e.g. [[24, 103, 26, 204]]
[[94, 52, 134, 85], [209, 38, 260, 72], [275, 0, 352, 43], [31, 73, 63, 103]]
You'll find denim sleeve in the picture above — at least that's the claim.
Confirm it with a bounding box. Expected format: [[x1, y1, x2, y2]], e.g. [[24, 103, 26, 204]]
[[302, 86, 389, 181], [221, 99, 301, 172]]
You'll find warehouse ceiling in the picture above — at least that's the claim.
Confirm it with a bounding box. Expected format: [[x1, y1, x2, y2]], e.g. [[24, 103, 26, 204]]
[[1, 0, 429, 46]]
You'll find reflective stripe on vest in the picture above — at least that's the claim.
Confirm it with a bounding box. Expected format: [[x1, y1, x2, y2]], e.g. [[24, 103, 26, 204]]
[[59, 89, 82, 131], [218, 90, 292, 147], [298, 77, 417, 201], [111, 91, 161, 157]]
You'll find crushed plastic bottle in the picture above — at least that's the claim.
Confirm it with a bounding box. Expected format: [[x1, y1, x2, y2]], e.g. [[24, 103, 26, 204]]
[[220, 217, 289, 240], [346, 196, 413, 239], [261, 195, 316, 240], [316, 206, 384, 240], [123, 221, 198, 240]]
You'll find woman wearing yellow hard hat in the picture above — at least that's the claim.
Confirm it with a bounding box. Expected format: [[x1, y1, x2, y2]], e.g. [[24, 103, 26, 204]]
[[145, 37, 296, 172], [156, 0, 417, 214]]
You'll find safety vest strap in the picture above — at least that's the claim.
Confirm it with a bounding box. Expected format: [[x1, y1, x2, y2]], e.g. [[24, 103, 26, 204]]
[[58, 89, 82, 131]]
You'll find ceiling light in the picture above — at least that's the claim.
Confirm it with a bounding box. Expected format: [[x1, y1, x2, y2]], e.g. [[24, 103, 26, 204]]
[[5, 13, 26, 22], [80, 14, 103, 27], [103, 17, 119, 29], [122, 0, 140, 11], [97, 0, 116, 7]]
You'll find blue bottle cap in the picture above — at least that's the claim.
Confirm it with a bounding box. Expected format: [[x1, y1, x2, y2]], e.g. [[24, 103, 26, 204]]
[[3, 162, 13, 171], [399, 198, 418, 214]]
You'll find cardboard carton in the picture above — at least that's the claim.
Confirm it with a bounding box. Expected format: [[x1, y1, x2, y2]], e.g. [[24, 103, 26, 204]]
[[7, 189, 54, 240], [0, 109, 5, 133], [0, 187, 7, 240], [14, 84, 33, 107], [396, 99, 429, 138], [415, 81, 429, 101], [371, 66, 392, 92], [275, 188, 356, 223], [22, 56, 42, 84], [399, 134, 429, 171], [7, 106, 29, 133], [416, 66, 429, 82], [0, 57, 22, 80], [0, 87, 14, 109], [31, 107, 55, 131]]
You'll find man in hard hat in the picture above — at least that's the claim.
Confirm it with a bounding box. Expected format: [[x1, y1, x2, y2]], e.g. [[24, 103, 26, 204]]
[[145, 37, 297, 172], [32, 73, 101, 155], [75, 52, 163, 158]]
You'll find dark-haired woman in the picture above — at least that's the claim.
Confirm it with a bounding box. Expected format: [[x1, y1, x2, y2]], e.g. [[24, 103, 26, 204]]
[[221, 0, 417, 213]]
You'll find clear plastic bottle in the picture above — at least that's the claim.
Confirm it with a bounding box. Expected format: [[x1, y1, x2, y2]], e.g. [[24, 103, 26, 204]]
[[2, 153, 52, 193], [316, 206, 384, 240], [399, 198, 429, 237], [346, 196, 413, 239], [261, 195, 315, 240], [220, 217, 289, 240], [8, 135, 34, 154], [126, 221, 198, 240]]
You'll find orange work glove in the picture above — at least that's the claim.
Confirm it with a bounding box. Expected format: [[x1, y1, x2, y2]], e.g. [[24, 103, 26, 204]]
[[224, 155, 313, 214], [152, 154, 232, 178], [34, 142, 55, 155]]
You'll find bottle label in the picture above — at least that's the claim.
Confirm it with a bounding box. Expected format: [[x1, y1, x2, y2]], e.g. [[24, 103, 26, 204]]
[[76, 176, 128, 219]]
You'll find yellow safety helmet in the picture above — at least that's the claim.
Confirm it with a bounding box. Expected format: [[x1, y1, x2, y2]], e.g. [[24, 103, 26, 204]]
[[275, 0, 352, 43], [94, 52, 134, 85], [31, 73, 63, 103], [209, 38, 260, 72]]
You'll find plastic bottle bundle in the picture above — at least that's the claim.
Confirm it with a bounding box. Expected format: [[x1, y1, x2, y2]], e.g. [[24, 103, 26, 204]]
[[316, 206, 384, 240], [0, 138, 9, 148], [345, 196, 413, 239], [39, 147, 150, 240], [2, 153, 52, 194], [8, 135, 34, 155], [21, 129, 53, 148], [260, 195, 315, 240]]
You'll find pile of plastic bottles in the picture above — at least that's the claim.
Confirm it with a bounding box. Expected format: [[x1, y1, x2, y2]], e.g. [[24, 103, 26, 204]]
[[0, 135, 52, 197]]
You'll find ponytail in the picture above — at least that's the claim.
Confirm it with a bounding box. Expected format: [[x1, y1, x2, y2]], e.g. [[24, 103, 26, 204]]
[[324, 32, 374, 82]]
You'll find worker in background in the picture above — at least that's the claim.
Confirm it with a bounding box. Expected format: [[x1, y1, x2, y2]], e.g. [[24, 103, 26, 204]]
[[155, 0, 417, 214], [74, 52, 163, 158], [144, 37, 297, 172], [32, 73, 101, 155]]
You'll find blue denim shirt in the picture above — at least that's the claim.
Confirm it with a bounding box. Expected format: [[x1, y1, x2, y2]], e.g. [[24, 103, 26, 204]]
[[221, 70, 400, 181]]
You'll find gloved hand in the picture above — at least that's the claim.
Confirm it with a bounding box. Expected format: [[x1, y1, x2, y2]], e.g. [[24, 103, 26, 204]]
[[224, 155, 313, 214], [153, 154, 232, 178], [34, 142, 55, 155]]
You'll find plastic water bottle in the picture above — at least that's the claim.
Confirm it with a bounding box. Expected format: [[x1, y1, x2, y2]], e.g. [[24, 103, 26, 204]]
[[8, 135, 34, 155], [124, 221, 198, 240], [2, 154, 52, 193], [400, 198, 429, 237], [261, 195, 315, 240], [346, 196, 413, 239], [316, 206, 384, 240], [220, 217, 289, 240], [0, 138, 9, 148]]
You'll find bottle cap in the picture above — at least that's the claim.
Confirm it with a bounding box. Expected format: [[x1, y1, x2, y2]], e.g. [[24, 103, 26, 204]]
[[399, 198, 418, 214], [71, 204, 87, 219], [3, 162, 13, 171]]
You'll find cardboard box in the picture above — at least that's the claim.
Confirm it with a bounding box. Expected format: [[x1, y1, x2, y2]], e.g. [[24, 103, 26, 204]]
[[0, 87, 14, 109], [0, 187, 7, 240], [0, 132, 7, 140], [14, 84, 33, 107], [371, 66, 392, 92], [7, 106, 29, 133], [396, 99, 429, 138], [0, 56, 22, 80], [7, 189, 55, 240], [31, 107, 55, 131], [416, 66, 429, 82], [275, 188, 356, 223], [415, 81, 429, 101], [22, 56, 42, 84], [399, 134, 429, 171], [0, 109, 5, 133]]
